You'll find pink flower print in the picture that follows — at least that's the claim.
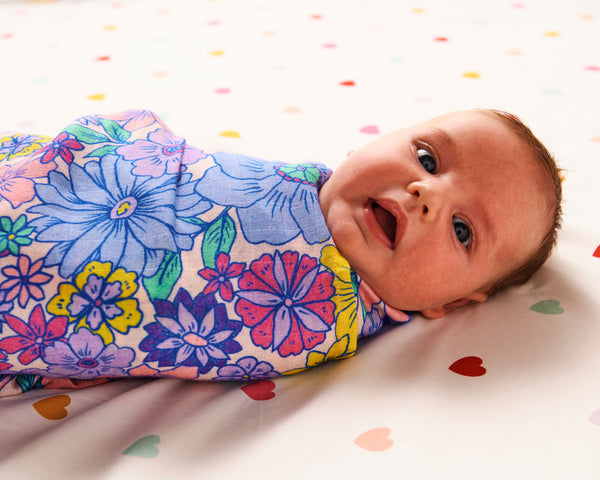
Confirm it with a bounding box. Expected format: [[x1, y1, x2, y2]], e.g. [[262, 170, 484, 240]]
[[198, 253, 245, 301], [0, 255, 52, 308], [235, 250, 335, 357], [0, 154, 56, 208], [37, 131, 84, 164], [116, 128, 207, 177], [0, 305, 67, 365], [103, 110, 169, 131]]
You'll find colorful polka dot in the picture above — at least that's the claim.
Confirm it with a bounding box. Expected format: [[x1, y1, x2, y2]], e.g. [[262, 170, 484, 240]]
[[219, 130, 240, 138], [462, 71, 481, 79]]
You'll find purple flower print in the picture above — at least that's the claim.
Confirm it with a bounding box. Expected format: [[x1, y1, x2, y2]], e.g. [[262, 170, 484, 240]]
[[0, 134, 46, 160], [140, 289, 242, 374], [116, 128, 207, 177], [361, 306, 383, 338], [214, 356, 278, 381], [43, 328, 134, 378]]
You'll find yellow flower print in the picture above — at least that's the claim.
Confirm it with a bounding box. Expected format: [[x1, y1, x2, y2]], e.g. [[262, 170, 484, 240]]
[[319, 245, 359, 354], [283, 335, 352, 376], [0, 134, 52, 162], [47, 261, 142, 344]]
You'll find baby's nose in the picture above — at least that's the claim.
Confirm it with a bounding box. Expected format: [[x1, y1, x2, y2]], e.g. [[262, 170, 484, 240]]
[[407, 181, 443, 221]]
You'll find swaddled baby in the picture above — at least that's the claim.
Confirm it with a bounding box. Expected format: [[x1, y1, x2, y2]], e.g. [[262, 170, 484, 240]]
[[0, 109, 561, 396]]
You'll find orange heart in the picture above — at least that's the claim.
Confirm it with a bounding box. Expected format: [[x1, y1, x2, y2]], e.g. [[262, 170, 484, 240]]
[[354, 428, 393, 451], [33, 394, 71, 420]]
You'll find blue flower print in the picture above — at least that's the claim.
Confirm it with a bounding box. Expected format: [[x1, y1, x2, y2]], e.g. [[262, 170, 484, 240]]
[[140, 289, 242, 374], [195, 153, 331, 245], [214, 356, 279, 380], [28, 155, 210, 278]]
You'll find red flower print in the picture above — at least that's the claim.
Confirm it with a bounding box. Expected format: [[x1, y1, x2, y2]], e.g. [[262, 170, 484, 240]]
[[0, 305, 67, 365], [235, 250, 335, 357], [0, 351, 11, 370], [37, 131, 84, 164], [198, 253, 245, 301], [0, 254, 52, 308]]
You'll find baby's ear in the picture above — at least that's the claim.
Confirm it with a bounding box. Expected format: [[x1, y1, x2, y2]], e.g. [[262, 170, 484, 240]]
[[420, 292, 488, 319]]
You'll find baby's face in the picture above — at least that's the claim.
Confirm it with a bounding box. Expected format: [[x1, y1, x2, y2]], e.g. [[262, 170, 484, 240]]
[[319, 111, 552, 318]]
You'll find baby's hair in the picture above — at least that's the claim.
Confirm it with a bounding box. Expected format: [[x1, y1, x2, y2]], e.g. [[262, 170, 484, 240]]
[[478, 109, 563, 296]]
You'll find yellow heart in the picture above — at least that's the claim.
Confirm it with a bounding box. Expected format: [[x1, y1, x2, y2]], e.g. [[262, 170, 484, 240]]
[[33, 394, 71, 420], [103, 25, 117, 31], [87, 93, 106, 101], [209, 50, 225, 56], [544, 31, 560, 37], [462, 71, 481, 79], [219, 130, 240, 138]]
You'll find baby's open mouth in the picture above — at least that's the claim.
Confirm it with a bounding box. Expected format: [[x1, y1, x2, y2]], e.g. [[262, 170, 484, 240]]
[[372, 201, 397, 244]]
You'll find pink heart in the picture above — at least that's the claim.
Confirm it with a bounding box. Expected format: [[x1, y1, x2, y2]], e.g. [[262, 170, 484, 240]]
[[323, 43, 337, 48], [359, 125, 380, 135], [214, 87, 231, 94], [354, 428, 393, 451], [588, 409, 600, 425], [585, 65, 600, 72], [241, 380, 276, 401], [449, 356, 487, 377]]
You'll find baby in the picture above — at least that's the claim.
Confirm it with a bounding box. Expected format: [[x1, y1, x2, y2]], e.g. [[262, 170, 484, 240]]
[[0, 109, 561, 396]]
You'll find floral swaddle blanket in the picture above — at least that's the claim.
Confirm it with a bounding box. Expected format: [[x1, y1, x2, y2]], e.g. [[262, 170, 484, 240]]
[[0, 110, 412, 397]]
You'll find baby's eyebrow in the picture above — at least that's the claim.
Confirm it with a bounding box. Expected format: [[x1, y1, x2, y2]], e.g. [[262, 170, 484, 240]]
[[428, 127, 455, 151]]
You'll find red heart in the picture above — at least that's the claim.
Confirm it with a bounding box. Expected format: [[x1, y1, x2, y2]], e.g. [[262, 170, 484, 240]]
[[449, 356, 487, 377], [96, 55, 110, 61], [339, 80, 356, 86], [434, 36, 448, 42], [593, 245, 600, 258], [241, 380, 276, 401]]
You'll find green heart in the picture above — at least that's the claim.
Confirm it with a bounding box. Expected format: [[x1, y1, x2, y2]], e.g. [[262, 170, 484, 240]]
[[530, 299, 564, 315], [123, 435, 160, 458]]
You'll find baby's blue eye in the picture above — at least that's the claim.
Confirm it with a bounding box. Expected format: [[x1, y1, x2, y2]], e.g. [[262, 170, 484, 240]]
[[417, 149, 436, 174], [453, 218, 471, 247]]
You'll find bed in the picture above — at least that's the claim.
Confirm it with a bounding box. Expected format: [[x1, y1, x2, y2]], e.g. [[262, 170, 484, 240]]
[[1, 0, 599, 478]]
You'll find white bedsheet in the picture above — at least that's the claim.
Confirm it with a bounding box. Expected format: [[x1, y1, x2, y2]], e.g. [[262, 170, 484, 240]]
[[1, 0, 599, 478]]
